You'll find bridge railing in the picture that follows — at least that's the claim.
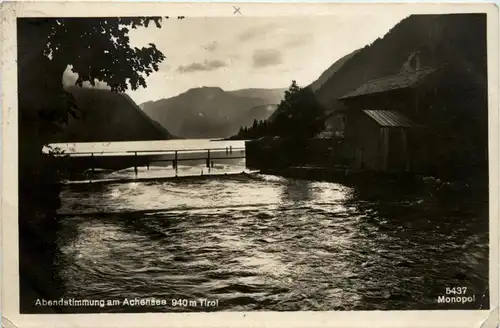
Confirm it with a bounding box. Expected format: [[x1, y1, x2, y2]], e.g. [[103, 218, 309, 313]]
[[55, 147, 246, 179], [53, 147, 246, 158]]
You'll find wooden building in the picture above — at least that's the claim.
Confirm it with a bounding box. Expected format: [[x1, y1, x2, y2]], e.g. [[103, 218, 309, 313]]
[[309, 14, 488, 178], [336, 58, 487, 176], [337, 66, 437, 172], [340, 108, 423, 172]]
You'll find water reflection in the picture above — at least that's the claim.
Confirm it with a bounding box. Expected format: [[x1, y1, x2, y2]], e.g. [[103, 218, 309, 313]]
[[28, 171, 490, 313], [342, 179, 489, 310], [280, 179, 313, 204]]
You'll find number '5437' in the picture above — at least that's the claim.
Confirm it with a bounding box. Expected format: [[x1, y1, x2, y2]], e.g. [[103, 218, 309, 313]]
[[446, 287, 467, 295]]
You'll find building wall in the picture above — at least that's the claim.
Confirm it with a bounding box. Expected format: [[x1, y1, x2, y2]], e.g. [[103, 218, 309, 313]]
[[416, 82, 488, 176], [344, 110, 383, 171], [245, 137, 347, 170], [386, 128, 410, 172], [344, 107, 426, 173], [341, 87, 434, 173]]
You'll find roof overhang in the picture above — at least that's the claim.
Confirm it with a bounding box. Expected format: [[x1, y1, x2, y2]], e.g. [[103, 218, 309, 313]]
[[362, 110, 424, 128], [338, 66, 441, 101]]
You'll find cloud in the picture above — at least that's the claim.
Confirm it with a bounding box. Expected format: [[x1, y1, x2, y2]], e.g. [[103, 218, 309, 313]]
[[252, 49, 283, 69], [283, 34, 312, 48], [229, 54, 242, 61], [176, 59, 227, 73], [238, 23, 277, 42]]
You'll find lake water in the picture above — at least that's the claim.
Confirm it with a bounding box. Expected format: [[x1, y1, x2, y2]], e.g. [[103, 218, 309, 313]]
[[47, 140, 490, 312]]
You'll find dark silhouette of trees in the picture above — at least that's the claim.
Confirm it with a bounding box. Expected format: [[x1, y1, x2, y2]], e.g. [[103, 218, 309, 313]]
[[272, 81, 325, 139], [18, 17, 167, 181], [233, 119, 269, 139], [19, 17, 166, 140], [232, 80, 325, 140]]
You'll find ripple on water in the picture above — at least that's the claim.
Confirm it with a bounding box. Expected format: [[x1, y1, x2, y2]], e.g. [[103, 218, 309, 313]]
[[55, 173, 489, 311]]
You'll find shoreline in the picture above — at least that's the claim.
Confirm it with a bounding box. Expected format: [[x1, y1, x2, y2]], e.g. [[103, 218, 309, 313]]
[[257, 166, 488, 191], [60, 170, 260, 187]]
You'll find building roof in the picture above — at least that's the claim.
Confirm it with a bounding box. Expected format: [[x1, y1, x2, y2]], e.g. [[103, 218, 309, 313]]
[[339, 67, 439, 100], [363, 110, 420, 128]]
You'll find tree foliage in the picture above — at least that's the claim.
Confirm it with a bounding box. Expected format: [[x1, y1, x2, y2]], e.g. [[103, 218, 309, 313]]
[[18, 17, 166, 136], [234, 119, 270, 139], [45, 17, 165, 92], [233, 80, 325, 140], [272, 80, 325, 139], [18, 16, 169, 189]]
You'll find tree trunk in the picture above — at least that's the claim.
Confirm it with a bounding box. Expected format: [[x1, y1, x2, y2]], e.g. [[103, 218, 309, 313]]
[[18, 19, 69, 174], [17, 20, 71, 312], [18, 19, 69, 230]]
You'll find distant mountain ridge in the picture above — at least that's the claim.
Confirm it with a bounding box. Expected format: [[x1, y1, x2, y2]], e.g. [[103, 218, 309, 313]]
[[140, 86, 286, 138], [53, 86, 174, 142], [227, 88, 286, 104]]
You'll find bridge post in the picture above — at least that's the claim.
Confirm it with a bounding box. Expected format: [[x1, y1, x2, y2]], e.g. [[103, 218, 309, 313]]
[[174, 151, 178, 171], [134, 152, 138, 177], [91, 153, 95, 174]]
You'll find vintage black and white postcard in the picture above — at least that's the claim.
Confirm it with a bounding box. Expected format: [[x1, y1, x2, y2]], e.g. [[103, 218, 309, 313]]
[[1, 2, 499, 328]]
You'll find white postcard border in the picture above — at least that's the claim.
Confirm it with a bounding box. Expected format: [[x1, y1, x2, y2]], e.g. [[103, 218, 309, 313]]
[[1, 2, 498, 328]]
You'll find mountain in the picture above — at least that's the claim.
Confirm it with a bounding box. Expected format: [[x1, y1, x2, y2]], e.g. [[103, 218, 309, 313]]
[[247, 104, 279, 121], [241, 103, 279, 127], [309, 49, 362, 92], [52, 87, 174, 142], [227, 88, 287, 104], [313, 14, 487, 114], [141, 87, 286, 138]]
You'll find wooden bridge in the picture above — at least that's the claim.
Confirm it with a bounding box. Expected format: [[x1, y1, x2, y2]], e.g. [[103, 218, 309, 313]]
[[52, 146, 247, 183]]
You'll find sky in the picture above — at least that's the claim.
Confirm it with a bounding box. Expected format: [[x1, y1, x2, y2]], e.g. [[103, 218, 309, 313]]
[[64, 14, 409, 105]]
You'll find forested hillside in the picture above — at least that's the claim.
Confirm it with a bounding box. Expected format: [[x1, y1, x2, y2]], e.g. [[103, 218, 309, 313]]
[[52, 87, 174, 142], [314, 14, 487, 113]]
